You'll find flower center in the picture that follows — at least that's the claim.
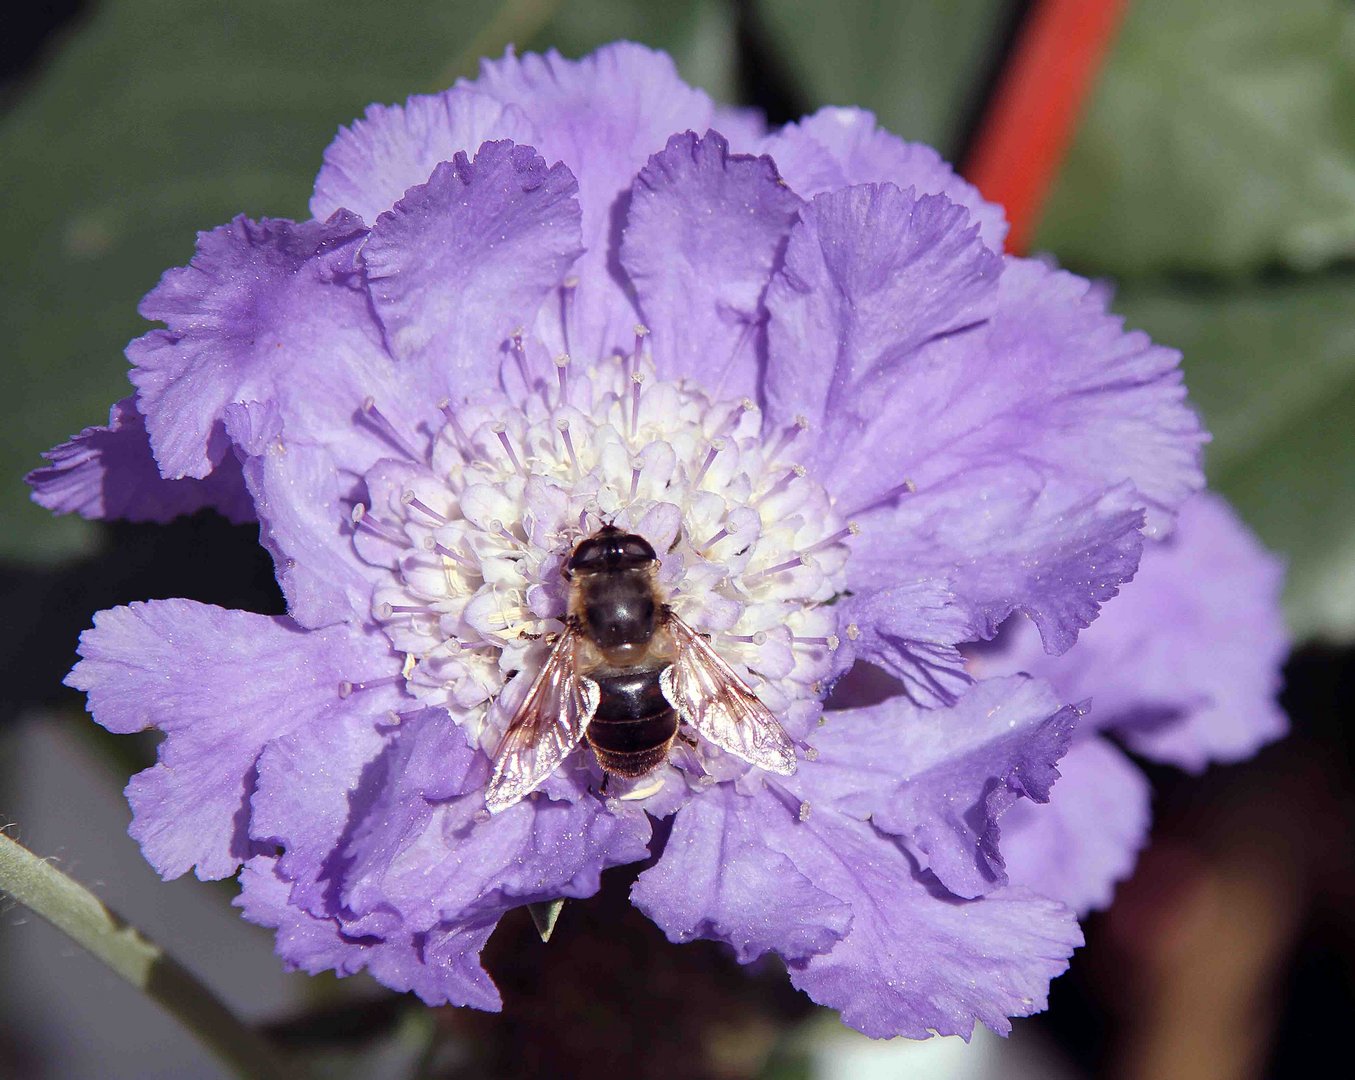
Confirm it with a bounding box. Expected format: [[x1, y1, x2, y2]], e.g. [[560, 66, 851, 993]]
[[355, 340, 851, 773]]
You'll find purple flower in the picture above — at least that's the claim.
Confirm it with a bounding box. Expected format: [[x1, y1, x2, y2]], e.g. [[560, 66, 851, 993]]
[[32, 44, 1210, 1038], [973, 492, 1290, 914]]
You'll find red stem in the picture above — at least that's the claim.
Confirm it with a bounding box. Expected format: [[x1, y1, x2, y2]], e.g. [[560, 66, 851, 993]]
[[962, 0, 1131, 255]]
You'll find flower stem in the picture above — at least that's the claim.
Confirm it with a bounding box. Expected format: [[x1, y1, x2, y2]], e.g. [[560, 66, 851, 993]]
[[0, 832, 294, 1080]]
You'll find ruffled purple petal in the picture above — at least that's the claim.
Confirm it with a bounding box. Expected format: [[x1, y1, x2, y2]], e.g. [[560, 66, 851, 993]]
[[855, 475, 1148, 655], [65, 599, 405, 880], [763, 184, 1002, 468], [766, 800, 1081, 1039], [631, 781, 851, 963], [311, 88, 538, 224], [238, 856, 502, 1010], [341, 708, 651, 933], [249, 698, 394, 918], [466, 43, 715, 358], [28, 397, 253, 524], [1001, 737, 1152, 915], [621, 131, 802, 397], [803, 676, 1076, 898], [362, 140, 583, 375], [760, 106, 1008, 250], [976, 493, 1289, 770], [836, 580, 973, 707], [127, 212, 393, 480]]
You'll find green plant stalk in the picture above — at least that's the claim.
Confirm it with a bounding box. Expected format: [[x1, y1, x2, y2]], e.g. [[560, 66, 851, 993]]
[[0, 832, 294, 1080]]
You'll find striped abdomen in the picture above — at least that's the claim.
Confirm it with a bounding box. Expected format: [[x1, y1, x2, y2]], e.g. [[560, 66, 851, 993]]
[[586, 664, 678, 778]]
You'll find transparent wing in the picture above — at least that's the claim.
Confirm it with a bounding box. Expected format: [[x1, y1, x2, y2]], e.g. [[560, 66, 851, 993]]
[[485, 624, 599, 813], [660, 612, 797, 775]]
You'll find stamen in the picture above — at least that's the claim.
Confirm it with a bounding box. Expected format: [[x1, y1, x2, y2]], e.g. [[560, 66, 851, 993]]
[[699, 515, 742, 553], [553, 353, 571, 407], [555, 417, 581, 475], [802, 520, 860, 555], [698, 526, 729, 552], [843, 478, 917, 518], [490, 519, 520, 546], [791, 634, 840, 650], [629, 456, 643, 501], [748, 553, 808, 580], [438, 400, 475, 459], [421, 535, 477, 570], [559, 277, 578, 355], [630, 324, 649, 379], [361, 397, 424, 462], [629, 371, 645, 440], [716, 398, 756, 439], [692, 437, 727, 487], [755, 464, 806, 504], [491, 423, 525, 475], [510, 329, 531, 387], [338, 674, 403, 698], [724, 631, 769, 646], [350, 504, 405, 546], [400, 490, 447, 525], [767, 415, 809, 462], [377, 601, 438, 619]]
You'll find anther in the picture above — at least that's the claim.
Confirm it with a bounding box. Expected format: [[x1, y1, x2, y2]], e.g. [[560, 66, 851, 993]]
[[767, 415, 810, 462], [553, 353, 571, 407], [473, 809, 492, 825], [438, 401, 475, 458], [337, 674, 403, 698], [628, 371, 645, 440], [361, 397, 425, 462], [803, 746, 820, 762], [421, 535, 476, 570], [844, 478, 917, 518], [798, 801, 812, 822], [510, 329, 531, 386], [692, 437, 727, 487], [630, 324, 649, 378], [756, 464, 806, 504], [377, 601, 438, 619], [717, 398, 756, 439], [555, 417, 581, 475], [401, 490, 447, 525], [846, 623, 861, 641], [802, 520, 860, 555], [491, 422, 525, 475], [350, 504, 405, 546]]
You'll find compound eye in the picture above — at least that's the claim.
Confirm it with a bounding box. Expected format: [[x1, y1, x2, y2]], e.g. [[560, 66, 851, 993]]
[[566, 538, 608, 573], [619, 536, 657, 563]]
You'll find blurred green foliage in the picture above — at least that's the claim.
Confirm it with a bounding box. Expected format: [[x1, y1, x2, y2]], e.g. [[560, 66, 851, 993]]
[[1038, 0, 1355, 640], [754, 0, 1012, 156], [3, 0, 1354, 640], [0, 0, 732, 565]]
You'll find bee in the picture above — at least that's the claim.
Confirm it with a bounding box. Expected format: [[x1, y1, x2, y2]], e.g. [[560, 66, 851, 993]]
[[485, 525, 797, 812]]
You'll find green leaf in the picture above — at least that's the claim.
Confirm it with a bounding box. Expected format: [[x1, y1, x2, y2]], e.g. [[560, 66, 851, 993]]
[[0, 0, 725, 565], [752, 0, 1013, 156], [1037, 0, 1355, 277], [1114, 271, 1355, 642]]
